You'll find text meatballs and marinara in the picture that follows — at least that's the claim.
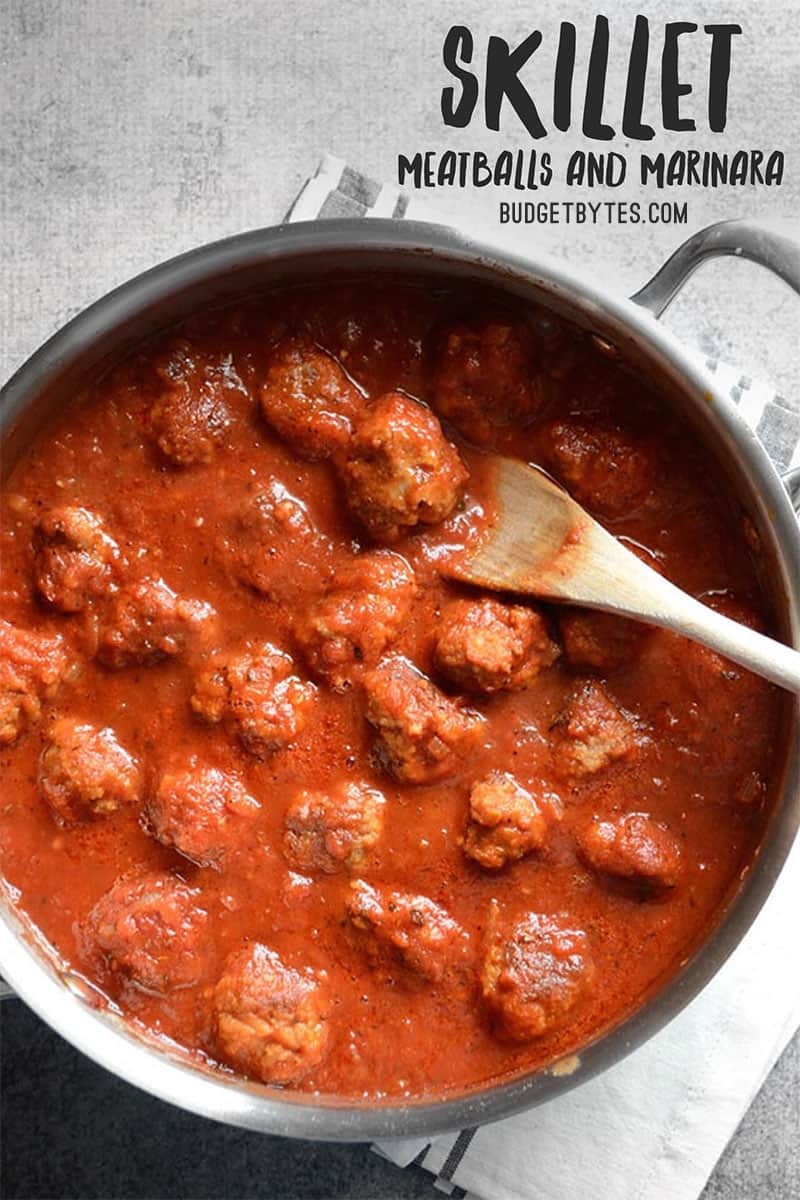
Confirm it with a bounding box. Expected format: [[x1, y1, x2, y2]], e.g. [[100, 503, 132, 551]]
[[0, 284, 777, 1096]]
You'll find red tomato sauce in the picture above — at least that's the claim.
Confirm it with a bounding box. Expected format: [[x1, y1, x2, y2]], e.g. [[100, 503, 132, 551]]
[[0, 278, 782, 1099]]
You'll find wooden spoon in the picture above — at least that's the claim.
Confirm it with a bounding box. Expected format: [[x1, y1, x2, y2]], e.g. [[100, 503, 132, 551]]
[[451, 457, 800, 693]]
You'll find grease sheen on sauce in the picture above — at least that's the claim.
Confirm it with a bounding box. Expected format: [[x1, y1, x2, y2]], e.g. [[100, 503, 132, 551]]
[[0, 279, 781, 1099]]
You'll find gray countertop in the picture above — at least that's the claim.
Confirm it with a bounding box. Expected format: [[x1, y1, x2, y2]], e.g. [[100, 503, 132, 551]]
[[1, 1, 798, 1196], [1, 1003, 798, 1199]]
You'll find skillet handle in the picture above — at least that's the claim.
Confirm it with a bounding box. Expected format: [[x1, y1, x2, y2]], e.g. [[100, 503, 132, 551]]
[[783, 466, 800, 515], [632, 219, 800, 316]]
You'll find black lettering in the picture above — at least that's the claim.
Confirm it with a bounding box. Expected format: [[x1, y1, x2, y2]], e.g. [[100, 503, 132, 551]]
[[704, 24, 741, 132], [731, 151, 750, 184], [765, 151, 784, 185], [583, 16, 615, 140], [662, 23, 697, 131], [397, 154, 422, 187], [485, 32, 547, 138], [586, 153, 605, 185], [474, 151, 492, 186], [607, 152, 627, 185], [439, 151, 457, 186], [495, 150, 513, 187], [566, 150, 585, 185], [441, 26, 479, 128], [622, 15, 655, 139], [640, 153, 665, 186], [553, 22, 576, 132], [457, 151, 469, 187]]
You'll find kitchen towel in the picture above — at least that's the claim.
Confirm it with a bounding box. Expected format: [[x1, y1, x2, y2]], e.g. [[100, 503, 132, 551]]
[[288, 157, 800, 1200]]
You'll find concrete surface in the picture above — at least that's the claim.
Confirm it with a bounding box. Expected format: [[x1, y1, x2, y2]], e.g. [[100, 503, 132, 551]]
[[1, 1, 798, 1197]]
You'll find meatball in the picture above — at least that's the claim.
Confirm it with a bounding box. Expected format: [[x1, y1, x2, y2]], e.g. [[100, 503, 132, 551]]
[[232, 480, 329, 600], [283, 781, 385, 874], [38, 718, 140, 825], [191, 643, 316, 759], [149, 340, 246, 465], [295, 551, 417, 689], [82, 871, 208, 992], [464, 772, 559, 870], [434, 598, 559, 694], [577, 813, 683, 892], [432, 321, 539, 445], [146, 764, 260, 868], [669, 594, 771, 741], [341, 392, 468, 542], [541, 417, 655, 518], [559, 547, 662, 672], [259, 335, 364, 460], [0, 619, 70, 746], [213, 944, 329, 1084], [97, 577, 216, 669], [33, 506, 125, 613], [481, 911, 594, 1041], [551, 681, 640, 781], [559, 607, 648, 673], [346, 880, 470, 983], [364, 655, 482, 784]]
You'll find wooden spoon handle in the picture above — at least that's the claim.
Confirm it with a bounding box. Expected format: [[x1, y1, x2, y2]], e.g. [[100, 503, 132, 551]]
[[458, 458, 800, 692], [585, 530, 800, 693], [651, 580, 800, 692]]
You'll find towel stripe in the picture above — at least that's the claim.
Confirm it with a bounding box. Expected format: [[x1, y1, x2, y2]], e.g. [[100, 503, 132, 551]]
[[439, 1128, 478, 1181]]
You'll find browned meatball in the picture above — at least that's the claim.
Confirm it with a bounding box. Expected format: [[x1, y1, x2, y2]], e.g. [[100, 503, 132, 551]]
[[577, 813, 683, 892], [259, 336, 364, 460], [464, 772, 559, 870], [149, 340, 246, 465], [232, 480, 330, 600], [364, 655, 482, 784], [38, 718, 140, 825], [341, 392, 468, 542], [346, 880, 470, 983], [191, 643, 316, 759], [541, 417, 656, 518], [559, 607, 648, 673], [295, 551, 417, 689], [481, 911, 594, 1041], [33, 506, 125, 613], [0, 619, 70, 746], [434, 598, 559, 694], [559, 547, 662, 672], [283, 781, 385, 874], [81, 872, 209, 992], [670, 595, 770, 741], [146, 763, 260, 868], [213, 944, 329, 1084], [432, 321, 539, 445], [97, 577, 216, 669], [551, 680, 640, 781]]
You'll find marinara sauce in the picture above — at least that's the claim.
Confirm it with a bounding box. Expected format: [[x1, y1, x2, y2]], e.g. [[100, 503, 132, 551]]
[[0, 279, 781, 1098]]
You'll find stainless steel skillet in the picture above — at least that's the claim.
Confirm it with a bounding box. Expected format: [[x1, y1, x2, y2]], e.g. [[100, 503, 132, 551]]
[[1, 217, 798, 1139]]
